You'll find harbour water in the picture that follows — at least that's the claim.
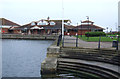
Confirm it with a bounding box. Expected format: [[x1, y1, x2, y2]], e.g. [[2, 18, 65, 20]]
[[2, 39, 54, 77], [2, 39, 100, 79]]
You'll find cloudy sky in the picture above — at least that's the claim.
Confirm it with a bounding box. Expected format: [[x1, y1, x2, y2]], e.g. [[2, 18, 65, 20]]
[[0, 0, 119, 31]]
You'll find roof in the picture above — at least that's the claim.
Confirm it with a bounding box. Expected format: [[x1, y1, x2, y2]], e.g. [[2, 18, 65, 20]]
[[1, 26, 11, 28], [22, 19, 71, 26], [14, 22, 62, 30], [64, 25, 76, 29], [75, 24, 104, 30], [45, 20, 71, 23], [14, 19, 71, 30], [81, 20, 94, 24], [0, 18, 20, 26]]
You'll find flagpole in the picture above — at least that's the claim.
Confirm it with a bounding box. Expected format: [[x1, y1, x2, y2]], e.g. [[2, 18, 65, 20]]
[[62, 0, 64, 40]]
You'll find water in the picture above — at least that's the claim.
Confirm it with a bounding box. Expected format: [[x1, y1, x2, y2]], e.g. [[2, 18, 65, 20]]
[[2, 39, 100, 79], [2, 39, 53, 77]]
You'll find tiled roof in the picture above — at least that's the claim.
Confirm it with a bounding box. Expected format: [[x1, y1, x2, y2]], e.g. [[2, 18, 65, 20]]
[[65, 25, 76, 29], [0, 18, 20, 26], [81, 20, 94, 23], [15, 19, 71, 30], [75, 24, 104, 30], [22, 19, 71, 26]]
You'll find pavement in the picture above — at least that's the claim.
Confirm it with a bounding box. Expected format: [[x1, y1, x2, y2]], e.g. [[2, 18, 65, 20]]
[[63, 36, 120, 50]]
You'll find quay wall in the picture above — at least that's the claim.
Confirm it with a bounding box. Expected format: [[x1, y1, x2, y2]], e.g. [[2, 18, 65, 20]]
[[41, 45, 120, 78], [41, 38, 60, 74], [1, 34, 59, 40], [2, 34, 120, 78]]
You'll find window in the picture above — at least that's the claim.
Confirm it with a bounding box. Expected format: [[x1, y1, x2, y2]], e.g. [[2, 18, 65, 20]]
[[37, 20, 48, 25], [31, 22, 36, 26], [67, 21, 71, 25], [50, 21, 55, 25]]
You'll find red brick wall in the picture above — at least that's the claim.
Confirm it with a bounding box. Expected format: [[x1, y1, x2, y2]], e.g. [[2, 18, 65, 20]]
[[2, 28, 9, 33], [65, 30, 91, 35]]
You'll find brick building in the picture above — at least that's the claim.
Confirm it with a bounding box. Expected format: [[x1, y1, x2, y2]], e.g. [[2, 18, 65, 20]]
[[14, 17, 72, 35], [0, 18, 20, 34], [73, 20, 104, 35]]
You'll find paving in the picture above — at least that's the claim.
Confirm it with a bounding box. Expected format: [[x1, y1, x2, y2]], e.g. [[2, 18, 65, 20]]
[[63, 36, 120, 50]]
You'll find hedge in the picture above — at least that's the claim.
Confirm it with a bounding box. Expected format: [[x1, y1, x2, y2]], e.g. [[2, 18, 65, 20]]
[[85, 32, 106, 37]]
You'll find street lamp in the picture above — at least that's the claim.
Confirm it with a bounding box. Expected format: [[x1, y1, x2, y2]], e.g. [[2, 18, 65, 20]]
[[86, 16, 89, 40]]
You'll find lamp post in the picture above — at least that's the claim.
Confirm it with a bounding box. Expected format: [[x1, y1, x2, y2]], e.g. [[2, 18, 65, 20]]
[[86, 16, 89, 40]]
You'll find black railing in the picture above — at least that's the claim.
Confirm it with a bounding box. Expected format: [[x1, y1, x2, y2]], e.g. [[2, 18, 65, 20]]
[[62, 35, 120, 50], [57, 34, 62, 46], [98, 36, 120, 50], [62, 35, 78, 47]]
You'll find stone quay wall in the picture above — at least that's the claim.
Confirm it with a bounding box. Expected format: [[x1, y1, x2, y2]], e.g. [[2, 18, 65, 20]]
[[1, 34, 59, 40]]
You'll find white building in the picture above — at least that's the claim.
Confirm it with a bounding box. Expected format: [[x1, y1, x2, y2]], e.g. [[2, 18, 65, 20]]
[[118, 1, 120, 31]]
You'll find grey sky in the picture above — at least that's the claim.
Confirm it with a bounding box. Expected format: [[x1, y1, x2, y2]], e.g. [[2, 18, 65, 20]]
[[0, 0, 119, 31]]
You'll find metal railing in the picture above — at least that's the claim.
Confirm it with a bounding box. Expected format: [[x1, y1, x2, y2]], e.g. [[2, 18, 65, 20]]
[[62, 35, 78, 47], [98, 36, 120, 50], [62, 35, 120, 50], [57, 35, 62, 46]]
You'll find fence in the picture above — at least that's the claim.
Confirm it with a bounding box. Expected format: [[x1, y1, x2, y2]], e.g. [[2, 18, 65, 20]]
[[57, 34, 62, 46], [62, 35, 120, 50]]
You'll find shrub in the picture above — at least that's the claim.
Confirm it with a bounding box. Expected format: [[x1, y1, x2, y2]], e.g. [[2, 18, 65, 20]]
[[85, 32, 106, 37]]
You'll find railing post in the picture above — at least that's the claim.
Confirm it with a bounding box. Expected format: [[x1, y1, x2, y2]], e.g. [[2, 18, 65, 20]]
[[116, 36, 119, 50], [62, 35, 64, 47], [76, 34, 78, 47], [57, 35, 62, 46], [98, 36, 101, 49]]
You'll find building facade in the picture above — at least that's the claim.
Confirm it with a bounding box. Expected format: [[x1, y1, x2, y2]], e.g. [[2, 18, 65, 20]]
[[118, 1, 120, 31], [0, 18, 20, 34], [15, 18, 72, 35], [73, 20, 104, 35]]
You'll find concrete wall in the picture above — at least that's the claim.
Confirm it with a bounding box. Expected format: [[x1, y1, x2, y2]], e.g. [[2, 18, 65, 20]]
[[41, 40, 60, 75], [2, 34, 59, 40], [118, 1, 120, 31]]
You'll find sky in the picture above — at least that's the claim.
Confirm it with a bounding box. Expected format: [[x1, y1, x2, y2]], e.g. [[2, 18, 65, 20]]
[[0, 0, 120, 31]]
